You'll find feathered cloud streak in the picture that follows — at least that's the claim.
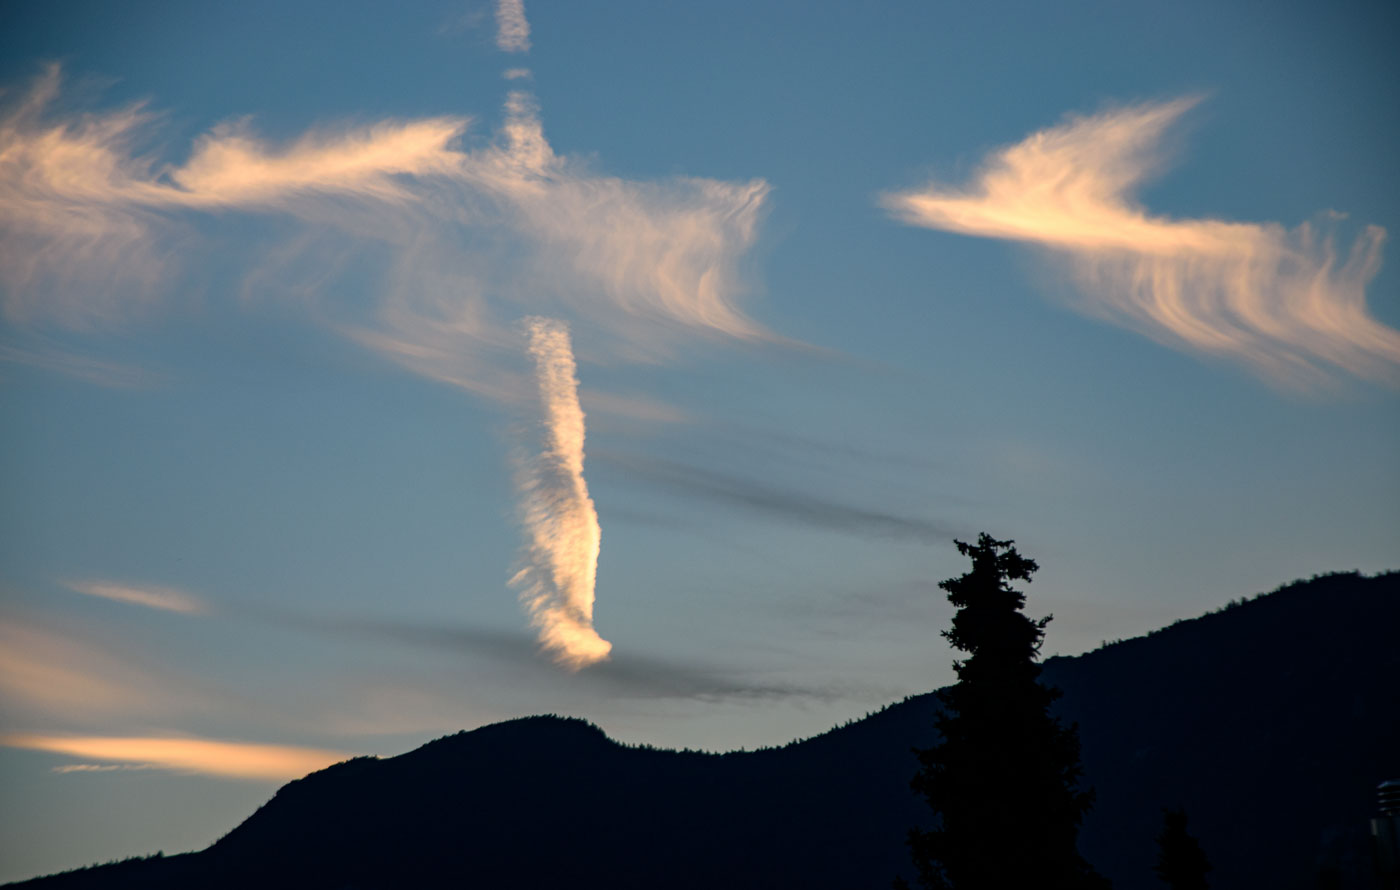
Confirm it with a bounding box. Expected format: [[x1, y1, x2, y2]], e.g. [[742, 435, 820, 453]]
[[511, 318, 611, 670], [882, 98, 1399, 388], [0, 733, 351, 781], [0, 65, 465, 331], [65, 580, 206, 614], [0, 66, 770, 402], [0, 618, 225, 725]]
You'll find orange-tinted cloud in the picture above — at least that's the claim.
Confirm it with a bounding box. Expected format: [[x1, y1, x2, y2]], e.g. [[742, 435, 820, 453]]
[[0, 66, 771, 410], [65, 580, 206, 614], [0, 620, 183, 718], [511, 318, 611, 669], [1, 733, 353, 781], [882, 98, 1399, 389]]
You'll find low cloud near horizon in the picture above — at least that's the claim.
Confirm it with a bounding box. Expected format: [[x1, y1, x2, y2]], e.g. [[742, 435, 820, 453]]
[[1, 733, 354, 781], [882, 98, 1400, 390]]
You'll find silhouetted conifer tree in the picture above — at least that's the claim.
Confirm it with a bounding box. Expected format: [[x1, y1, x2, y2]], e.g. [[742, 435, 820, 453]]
[[1154, 808, 1210, 889], [899, 534, 1105, 890]]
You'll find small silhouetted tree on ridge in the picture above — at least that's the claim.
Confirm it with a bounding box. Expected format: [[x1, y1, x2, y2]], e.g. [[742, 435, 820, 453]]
[[1154, 808, 1210, 889], [899, 533, 1106, 889]]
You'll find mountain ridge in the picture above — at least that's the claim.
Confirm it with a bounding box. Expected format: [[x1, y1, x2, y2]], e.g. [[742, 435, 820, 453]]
[[9, 570, 1397, 889]]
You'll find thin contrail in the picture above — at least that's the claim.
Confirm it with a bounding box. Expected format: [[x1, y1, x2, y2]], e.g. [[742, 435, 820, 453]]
[[511, 317, 611, 669]]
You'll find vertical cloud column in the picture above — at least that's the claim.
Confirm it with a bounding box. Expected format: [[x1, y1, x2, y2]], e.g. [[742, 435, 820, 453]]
[[511, 317, 611, 669]]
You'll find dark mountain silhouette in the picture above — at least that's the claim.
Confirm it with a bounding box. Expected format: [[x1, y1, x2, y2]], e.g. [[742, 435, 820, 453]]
[[9, 571, 1397, 889]]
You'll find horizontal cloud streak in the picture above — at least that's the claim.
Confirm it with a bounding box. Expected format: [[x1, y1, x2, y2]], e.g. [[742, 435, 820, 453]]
[[0, 64, 466, 333], [0, 341, 157, 387], [66, 580, 206, 614], [0, 65, 771, 407], [0, 733, 353, 781], [588, 650, 844, 703], [171, 118, 467, 205], [52, 762, 159, 773], [264, 610, 833, 702], [0, 620, 194, 719], [882, 98, 1399, 388], [597, 451, 960, 543]]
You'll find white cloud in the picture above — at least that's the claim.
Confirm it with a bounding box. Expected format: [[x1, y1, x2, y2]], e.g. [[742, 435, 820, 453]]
[[0, 66, 771, 410], [882, 98, 1399, 389], [511, 318, 611, 670]]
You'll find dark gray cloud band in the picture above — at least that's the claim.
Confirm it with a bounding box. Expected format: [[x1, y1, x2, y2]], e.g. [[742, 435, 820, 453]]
[[594, 451, 962, 544], [253, 607, 834, 703]]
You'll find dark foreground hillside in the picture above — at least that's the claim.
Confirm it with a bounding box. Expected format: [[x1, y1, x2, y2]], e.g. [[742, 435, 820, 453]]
[[10, 572, 1398, 889]]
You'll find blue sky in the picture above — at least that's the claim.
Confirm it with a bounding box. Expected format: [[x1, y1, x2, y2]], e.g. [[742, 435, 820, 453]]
[[1, 0, 1397, 880]]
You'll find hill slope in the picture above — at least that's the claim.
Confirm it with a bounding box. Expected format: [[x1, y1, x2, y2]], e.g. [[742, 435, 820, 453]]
[[9, 571, 1398, 889]]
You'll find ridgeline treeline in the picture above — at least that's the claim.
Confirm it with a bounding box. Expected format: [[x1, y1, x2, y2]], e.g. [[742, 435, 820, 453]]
[[7, 568, 1397, 890]]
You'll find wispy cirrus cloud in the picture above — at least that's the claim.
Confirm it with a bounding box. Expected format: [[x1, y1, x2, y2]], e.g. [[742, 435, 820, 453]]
[[1, 61, 776, 668], [0, 733, 354, 781], [0, 63, 468, 333], [0, 341, 158, 387], [65, 580, 206, 614], [882, 98, 1399, 389], [0, 65, 772, 409], [0, 619, 209, 721]]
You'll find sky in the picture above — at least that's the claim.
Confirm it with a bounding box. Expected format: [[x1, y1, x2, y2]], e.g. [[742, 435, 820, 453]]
[[1, 0, 1397, 880]]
